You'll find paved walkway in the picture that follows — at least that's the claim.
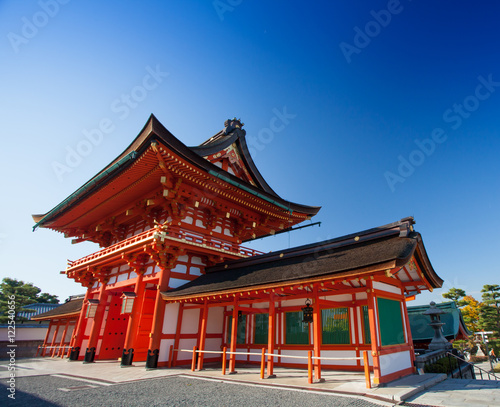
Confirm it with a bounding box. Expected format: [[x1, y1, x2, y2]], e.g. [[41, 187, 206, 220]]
[[1, 358, 499, 406]]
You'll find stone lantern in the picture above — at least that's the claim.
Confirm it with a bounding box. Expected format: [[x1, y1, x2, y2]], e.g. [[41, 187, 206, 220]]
[[423, 301, 452, 351]]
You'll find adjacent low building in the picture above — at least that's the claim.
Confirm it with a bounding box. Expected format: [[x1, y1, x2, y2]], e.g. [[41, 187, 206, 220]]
[[408, 301, 471, 350]]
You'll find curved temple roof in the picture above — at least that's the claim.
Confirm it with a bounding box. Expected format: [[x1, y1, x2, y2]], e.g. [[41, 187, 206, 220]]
[[33, 115, 320, 231]]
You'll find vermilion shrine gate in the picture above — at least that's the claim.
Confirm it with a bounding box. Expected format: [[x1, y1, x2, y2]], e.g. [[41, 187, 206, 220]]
[[33, 115, 443, 384]]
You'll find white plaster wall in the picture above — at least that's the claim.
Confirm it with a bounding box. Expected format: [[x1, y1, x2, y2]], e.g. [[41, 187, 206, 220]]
[[379, 350, 412, 376], [66, 324, 75, 340], [371, 297, 379, 347], [321, 350, 358, 366], [249, 352, 262, 363], [280, 298, 306, 307], [47, 324, 56, 340], [181, 308, 200, 334], [84, 318, 92, 336], [159, 338, 175, 362], [55, 326, 65, 342], [207, 307, 224, 334], [356, 292, 367, 300], [191, 256, 205, 265], [235, 347, 248, 361], [190, 266, 202, 276], [323, 294, 352, 302], [373, 281, 402, 295], [0, 326, 48, 341], [205, 337, 222, 352], [279, 349, 307, 365], [162, 303, 180, 334], [350, 307, 356, 344], [178, 338, 197, 353], [356, 307, 362, 343], [252, 302, 269, 309], [79, 339, 88, 356], [171, 264, 187, 273], [169, 278, 189, 289]]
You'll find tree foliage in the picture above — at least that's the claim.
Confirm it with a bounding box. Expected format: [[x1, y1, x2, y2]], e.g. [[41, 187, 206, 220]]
[[479, 284, 500, 335], [0, 278, 59, 323], [461, 295, 482, 333], [442, 287, 467, 304]]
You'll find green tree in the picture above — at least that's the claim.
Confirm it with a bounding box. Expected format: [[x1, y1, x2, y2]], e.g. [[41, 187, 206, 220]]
[[0, 278, 59, 323], [37, 292, 60, 304], [478, 284, 500, 336], [442, 287, 467, 305]]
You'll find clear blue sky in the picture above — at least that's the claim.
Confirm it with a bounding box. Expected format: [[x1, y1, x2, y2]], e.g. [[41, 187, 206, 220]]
[[1, 0, 499, 305]]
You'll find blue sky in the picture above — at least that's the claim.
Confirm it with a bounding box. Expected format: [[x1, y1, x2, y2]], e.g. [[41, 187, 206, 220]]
[[0, 0, 499, 305]]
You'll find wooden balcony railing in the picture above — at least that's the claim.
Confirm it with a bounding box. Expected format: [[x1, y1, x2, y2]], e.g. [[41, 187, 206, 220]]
[[67, 224, 263, 270]]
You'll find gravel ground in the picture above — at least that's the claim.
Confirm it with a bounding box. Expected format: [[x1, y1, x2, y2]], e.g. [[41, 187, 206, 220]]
[[1, 374, 390, 407]]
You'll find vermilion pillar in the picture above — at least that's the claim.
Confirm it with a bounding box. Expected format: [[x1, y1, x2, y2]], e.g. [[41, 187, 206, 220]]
[[267, 293, 276, 378], [121, 273, 145, 366], [229, 299, 238, 373], [57, 319, 71, 357], [49, 322, 61, 357], [68, 288, 91, 360], [84, 280, 108, 363], [172, 302, 185, 366], [366, 279, 381, 383], [197, 299, 209, 370], [312, 286, 322, 380], [147, 266, 172, 369], [41, 321, 53, 357]]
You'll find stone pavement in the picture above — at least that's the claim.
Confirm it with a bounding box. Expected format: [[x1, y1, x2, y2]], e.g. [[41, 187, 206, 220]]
[[405, 378, 500, 407], [1, 357, 500, 406], [405, 361, 500, 407]]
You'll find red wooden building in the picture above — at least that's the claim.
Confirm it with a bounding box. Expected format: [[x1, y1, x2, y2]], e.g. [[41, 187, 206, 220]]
[[33, 115, 443, 384]]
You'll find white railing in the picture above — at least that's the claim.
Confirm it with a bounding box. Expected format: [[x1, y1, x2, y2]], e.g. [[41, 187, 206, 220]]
[[172, 346, 371, 388]]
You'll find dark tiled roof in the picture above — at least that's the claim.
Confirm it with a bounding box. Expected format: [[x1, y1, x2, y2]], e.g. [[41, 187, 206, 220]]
[[408, 301, 472, 341], [31, 297, 84, 320], [162, 222, 437, 300], [17, 303, 60, 320]]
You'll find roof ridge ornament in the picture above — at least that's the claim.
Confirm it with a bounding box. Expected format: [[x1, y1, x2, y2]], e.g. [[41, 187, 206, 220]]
[[224, 118, 244, 135]]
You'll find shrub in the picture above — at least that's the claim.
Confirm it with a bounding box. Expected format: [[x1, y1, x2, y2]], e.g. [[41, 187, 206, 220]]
[[424, 356, 458, 374], [470, 355, 488, 363]]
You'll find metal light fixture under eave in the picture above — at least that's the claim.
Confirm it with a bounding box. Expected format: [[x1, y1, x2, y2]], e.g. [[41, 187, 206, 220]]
[[302, 298, 314, 323], [86, 299, 100, 318], [121, 292, 137, 314]]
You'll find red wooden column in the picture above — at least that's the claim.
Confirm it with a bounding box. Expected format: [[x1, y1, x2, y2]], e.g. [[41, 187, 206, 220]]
[[172, 302, 185, 366], [50, 321, 61, 357], [229, 299, 238, 373], [67, 288, 91, 360], [197, 298, 209, 370], [122, 273, 145, 356], [267, 293, 276, 378], [147, 265, 173, 368], [312, 286, 322, 381], [57, 319, 71, 357], [41, 321, 53, 357], [366, 279, 381, 383], [85, 279, 108, 363]]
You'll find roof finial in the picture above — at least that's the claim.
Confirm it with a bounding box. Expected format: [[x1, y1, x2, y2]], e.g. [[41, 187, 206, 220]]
[[224, 118, 244, 135]]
